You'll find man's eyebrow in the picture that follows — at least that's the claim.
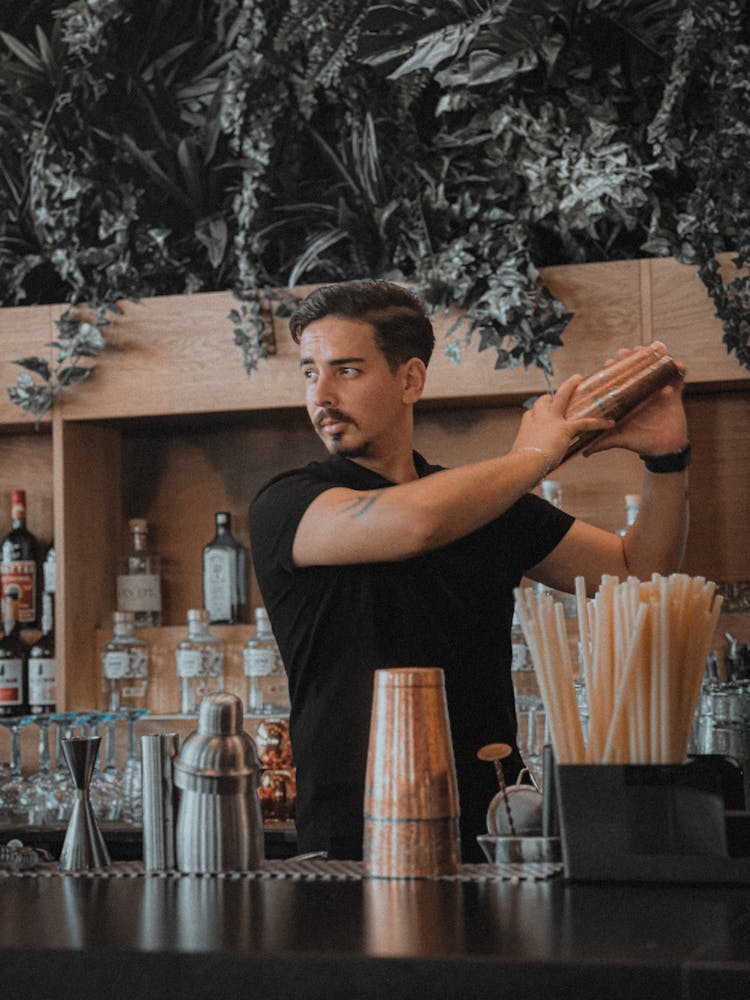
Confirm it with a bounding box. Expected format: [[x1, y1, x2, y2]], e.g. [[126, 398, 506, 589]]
[[299, 356, 367, 368]]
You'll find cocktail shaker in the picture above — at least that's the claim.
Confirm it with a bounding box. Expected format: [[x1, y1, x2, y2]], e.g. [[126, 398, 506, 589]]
[[174, 691, 264, 873], [562, 341, 681, 460], [364, 667, 460, 878]]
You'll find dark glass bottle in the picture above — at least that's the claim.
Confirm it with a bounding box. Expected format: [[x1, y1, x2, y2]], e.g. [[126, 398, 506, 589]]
[[0, 595, 28, 716], [202, 512, 248, 624], [28, 591, 56, 714], [0, 489, 40, 629]]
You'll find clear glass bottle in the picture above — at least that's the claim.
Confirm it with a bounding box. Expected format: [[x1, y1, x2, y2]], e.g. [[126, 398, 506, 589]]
[[511, 604, 545, 786], [176, 608, 225, 714], [43, 541, 56, 595], [0, 595, 27, 717], [117, 518, 162, 627], [28, 590, 56, 714], [537, 479, 577, 617], [243, 607, 290, 716], [0, 489, 40, 628], [618, 493, 641, 537], [202, 512, 248, 624], [101, 610, 149, 711]]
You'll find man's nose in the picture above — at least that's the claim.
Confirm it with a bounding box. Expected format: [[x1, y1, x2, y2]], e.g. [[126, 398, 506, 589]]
[[311, 371, 335, 408]]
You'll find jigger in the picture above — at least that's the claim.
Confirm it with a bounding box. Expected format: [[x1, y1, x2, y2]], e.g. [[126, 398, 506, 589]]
[[59, 737, 111, 872]]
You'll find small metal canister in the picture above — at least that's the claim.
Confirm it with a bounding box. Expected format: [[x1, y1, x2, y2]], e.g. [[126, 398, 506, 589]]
[[174, 691, 264, 873]]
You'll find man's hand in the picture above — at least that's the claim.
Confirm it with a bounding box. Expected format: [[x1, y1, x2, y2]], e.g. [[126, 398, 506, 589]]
[[512, 374, 615, 472]]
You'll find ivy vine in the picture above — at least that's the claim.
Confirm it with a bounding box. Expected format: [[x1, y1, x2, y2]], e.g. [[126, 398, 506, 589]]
[[1, 0, 749, 422]]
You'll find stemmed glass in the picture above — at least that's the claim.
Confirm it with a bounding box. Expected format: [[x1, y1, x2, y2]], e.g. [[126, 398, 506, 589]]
[[0, 715, 35, 825], [20, 714, 64, 825], [121, 707, 148, 825], [90, 710, 123, 821]]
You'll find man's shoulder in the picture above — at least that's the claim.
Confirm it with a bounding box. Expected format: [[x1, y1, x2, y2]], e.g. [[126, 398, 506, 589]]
[[252, 459, 338, 508]]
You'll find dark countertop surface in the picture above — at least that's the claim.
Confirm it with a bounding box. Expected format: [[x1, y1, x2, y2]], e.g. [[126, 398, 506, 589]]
[[2, 860, 750, 1000]]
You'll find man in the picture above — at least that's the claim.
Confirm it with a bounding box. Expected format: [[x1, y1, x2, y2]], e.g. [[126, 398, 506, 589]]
[[250, 279, 690, 861]]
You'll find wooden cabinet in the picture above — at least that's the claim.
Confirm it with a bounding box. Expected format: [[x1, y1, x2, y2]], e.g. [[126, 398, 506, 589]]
[[1, 258, 748, 712]]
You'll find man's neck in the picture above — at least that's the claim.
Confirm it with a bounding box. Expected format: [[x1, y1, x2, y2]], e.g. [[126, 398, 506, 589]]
[[345, 446, 419, 485]]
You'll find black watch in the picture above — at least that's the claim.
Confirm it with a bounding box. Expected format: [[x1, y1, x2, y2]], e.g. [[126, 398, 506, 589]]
[[640, 443, 691, 473]]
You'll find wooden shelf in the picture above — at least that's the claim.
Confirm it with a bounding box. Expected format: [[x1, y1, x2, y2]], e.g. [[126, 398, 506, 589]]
[[0, 256, 747, 712]]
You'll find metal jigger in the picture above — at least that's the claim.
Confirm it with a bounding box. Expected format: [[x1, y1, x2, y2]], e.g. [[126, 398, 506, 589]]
[[59, 737, 111, 872]]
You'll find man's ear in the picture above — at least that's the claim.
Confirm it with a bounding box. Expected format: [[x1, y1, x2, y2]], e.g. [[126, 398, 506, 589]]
[[402, 358, 427, 403]]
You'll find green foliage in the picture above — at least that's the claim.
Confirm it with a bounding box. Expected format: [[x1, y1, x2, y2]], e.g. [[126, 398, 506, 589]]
[[1, 0, 749, 421]]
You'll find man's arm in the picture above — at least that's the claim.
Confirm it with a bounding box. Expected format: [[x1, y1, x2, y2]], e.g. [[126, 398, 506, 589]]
[[528, 362, 690, 593], [292, 374, 612, 567]]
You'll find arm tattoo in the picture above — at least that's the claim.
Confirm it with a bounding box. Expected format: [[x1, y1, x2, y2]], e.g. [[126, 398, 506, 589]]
[[343, 490, 384, 518]]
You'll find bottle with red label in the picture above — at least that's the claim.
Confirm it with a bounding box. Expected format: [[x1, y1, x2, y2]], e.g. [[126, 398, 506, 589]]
[[0, 594, 28, 716], [0, 490, 40, 630]]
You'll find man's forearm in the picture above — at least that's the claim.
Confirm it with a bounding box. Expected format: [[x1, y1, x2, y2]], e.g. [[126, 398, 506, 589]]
[[622, 468, 689, 578]]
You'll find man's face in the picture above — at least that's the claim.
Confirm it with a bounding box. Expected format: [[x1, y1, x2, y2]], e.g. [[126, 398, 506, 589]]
[[299, 317, 409, 460]]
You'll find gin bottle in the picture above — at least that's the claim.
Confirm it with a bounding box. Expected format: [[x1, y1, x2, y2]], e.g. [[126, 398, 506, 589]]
[[101, 611, 149, 711], [117, 518, 162, 627], [202, 512, 248, 624], [176, 608, 225, 714], [243, 607, 290, 716]]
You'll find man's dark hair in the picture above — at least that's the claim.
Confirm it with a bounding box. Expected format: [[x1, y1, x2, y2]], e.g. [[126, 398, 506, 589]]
[[288, 279, 435, 370]]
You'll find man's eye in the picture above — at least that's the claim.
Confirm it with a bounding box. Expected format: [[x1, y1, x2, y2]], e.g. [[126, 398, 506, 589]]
[[303, 369, 317, 380]]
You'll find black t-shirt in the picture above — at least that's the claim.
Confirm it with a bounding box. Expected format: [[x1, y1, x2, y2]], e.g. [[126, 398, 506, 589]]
[[250, 452, 574, 861]]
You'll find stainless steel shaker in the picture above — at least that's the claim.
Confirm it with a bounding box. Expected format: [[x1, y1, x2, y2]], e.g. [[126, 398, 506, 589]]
[[174, 691, 264, 873]]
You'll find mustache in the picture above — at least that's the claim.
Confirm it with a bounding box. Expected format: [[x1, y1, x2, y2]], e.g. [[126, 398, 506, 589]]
[[315, 408, 355, 429]]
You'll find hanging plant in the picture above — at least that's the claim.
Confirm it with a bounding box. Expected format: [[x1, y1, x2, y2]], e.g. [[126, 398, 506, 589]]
[[1, 0, 749, 423]]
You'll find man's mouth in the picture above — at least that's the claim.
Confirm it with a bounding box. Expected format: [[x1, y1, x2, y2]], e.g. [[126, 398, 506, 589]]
[[316, 410, 353, 436]]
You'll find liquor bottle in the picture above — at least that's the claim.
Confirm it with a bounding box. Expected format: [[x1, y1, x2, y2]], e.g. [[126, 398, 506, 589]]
[[202, 512, 248, 624], [617, 493, 641, 538], [101, 610, 149, 711], [117, 519, 162, 627], [0, 489, 40, 628], [43, 541, 56, 595], [0, 595, 27, 716], [28, 591, 56, 714], [176, 608, 225, 715], [243, 607, 290, 716], [537, 480, 577, 617]]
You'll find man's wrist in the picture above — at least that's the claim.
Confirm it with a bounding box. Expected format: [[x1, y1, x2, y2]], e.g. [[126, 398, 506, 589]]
[[512, 445, 554, 480], [639, 442, 691, 473]]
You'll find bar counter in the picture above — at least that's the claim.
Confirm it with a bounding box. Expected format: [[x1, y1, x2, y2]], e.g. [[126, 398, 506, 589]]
[[2, 859, 750, 1000]]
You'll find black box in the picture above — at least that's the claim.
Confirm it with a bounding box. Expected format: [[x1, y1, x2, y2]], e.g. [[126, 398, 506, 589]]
[[554, 760, 750, 884]]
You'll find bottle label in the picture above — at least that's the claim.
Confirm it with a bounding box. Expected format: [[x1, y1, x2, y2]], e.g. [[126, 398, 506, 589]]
[[511, 639, 530, 671], [244, 647, 279, 678], [0, 657, 24, 704], [103, 649, 148, 679], [122, 680, 148, 700], [203, 550, 233, 621], [28, 657, 56, 707], [0, 561, 37, 623], [117, 573, 161, 613], [177, 648, 224, 678]]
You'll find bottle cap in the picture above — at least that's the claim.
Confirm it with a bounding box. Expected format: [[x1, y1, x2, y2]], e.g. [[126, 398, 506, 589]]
[[187, 608, 209, 624], [625, 493, 641, 506], [10, 490, 26, 520], [113, 610, 135, 625], [129, 518, 148, 532]]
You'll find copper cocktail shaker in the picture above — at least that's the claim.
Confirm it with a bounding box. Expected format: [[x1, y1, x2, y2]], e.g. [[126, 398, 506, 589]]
[[363, 667, 460, 878], [562, 341, 681, 461]]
